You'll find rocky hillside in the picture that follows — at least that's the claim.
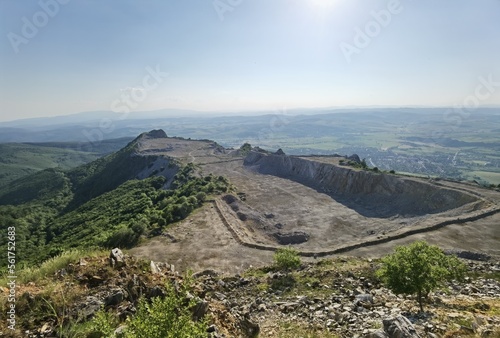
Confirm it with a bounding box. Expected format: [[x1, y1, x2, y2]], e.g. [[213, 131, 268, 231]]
[[244, 152, 479, 218], [1, 249, 498, 338]]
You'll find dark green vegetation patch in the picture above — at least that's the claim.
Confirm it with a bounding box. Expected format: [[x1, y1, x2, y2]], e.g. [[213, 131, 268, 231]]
[[0, 139, 230, 269]]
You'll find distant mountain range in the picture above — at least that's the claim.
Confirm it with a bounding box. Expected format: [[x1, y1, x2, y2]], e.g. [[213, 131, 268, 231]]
[[1, 107, 499, 185], [1, 107, 499, 143]]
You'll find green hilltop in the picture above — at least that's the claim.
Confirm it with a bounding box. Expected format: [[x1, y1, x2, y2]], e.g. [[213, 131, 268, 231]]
[[0, 131, 231, 268]]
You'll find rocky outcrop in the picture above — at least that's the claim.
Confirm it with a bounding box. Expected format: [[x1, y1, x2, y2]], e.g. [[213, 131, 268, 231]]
[[365, 316, 421, 338], [141, 129, 168, 139], [16, 251, 500, 338], [244, 152, 478, 217]]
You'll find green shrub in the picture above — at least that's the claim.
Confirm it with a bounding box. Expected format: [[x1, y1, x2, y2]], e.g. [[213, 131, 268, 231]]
[[376, 241, 466, 312], [105, 226, 138, 249], [196, 192, 207, 203], [87, 308, 118, 337], [125, 282, 207, 338], [274, 247, 301, 270]]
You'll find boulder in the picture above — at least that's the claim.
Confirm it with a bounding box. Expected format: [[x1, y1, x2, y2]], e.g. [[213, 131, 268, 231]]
[[110, 248, 126, 269], [114, 325, 127, 337], [192, 299, 209, 321], [365, 330, 389, 338], [147, 285, 166, 299], [78, 296, 104, 319], [150, 261, 161, 274], [105, 289, 126, 306], [241, 317, 260, 337], [382, 316, 421, 338], [355, 293, 374, 305], [192, 269, 219, 279]]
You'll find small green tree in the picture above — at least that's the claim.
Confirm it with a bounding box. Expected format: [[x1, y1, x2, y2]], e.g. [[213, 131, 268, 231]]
[[376, 241, 466, 312], [274, 247, 301, 270], [361, 158, 368, 169]]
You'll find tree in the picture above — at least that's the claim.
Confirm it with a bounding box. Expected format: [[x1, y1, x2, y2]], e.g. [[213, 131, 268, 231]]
[[360, 158, 368, 169], [274, 247, 301, 270], [376, 241, 466, 312]]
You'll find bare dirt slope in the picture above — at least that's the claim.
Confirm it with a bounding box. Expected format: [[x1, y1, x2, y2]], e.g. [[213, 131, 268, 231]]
[[130, 201, 276, 275], [131, 134, 500, 273]]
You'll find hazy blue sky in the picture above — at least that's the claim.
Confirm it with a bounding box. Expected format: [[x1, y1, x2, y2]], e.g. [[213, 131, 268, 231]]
[[1, 0, 499, 121]]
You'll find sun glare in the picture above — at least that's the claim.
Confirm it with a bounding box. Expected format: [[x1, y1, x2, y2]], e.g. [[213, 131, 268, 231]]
[[310, 0, 338, 8]]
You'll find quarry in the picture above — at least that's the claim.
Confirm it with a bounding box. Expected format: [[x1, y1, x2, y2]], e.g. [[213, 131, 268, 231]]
[[130, 131, 500, 273]]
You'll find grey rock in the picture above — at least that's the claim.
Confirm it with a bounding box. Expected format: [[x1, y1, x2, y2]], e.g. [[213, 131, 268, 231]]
[[148, 285, 165, 299], [192, 299, 209, 321], [365, 330, 389, 338], [150, 261, 161, 274], [109, 248, 126, 268], [192, 269, 219, 279], [105, 289, 125, 306], [114, 325, 127, 337], [355, 294, 374, 304], [241, 317, 260, 337], [78, 296, 103, 319], [383, 316, 421, 338]]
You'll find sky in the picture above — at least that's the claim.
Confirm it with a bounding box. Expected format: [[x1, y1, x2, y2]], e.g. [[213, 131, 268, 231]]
[[0, 0, 499, 122]]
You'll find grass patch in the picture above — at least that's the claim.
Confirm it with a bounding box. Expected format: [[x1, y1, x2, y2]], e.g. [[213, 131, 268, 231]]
[[1, 249, 105, 285]]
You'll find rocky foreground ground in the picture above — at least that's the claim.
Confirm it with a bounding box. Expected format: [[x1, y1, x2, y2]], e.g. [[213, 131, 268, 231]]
[[2, 250, 499, 338]]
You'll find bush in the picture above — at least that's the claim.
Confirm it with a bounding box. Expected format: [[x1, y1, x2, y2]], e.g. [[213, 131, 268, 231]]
[[105, 226, 138, 248], [196, 192, 207, 203], [87, 308, 118, 337], [376, 241, 466, 312], [124, 282, 207, 338], [274, 247, 301, 270]]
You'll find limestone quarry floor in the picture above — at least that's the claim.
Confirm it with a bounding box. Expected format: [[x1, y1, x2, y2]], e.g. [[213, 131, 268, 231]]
[[131, 159, 500, 274]]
